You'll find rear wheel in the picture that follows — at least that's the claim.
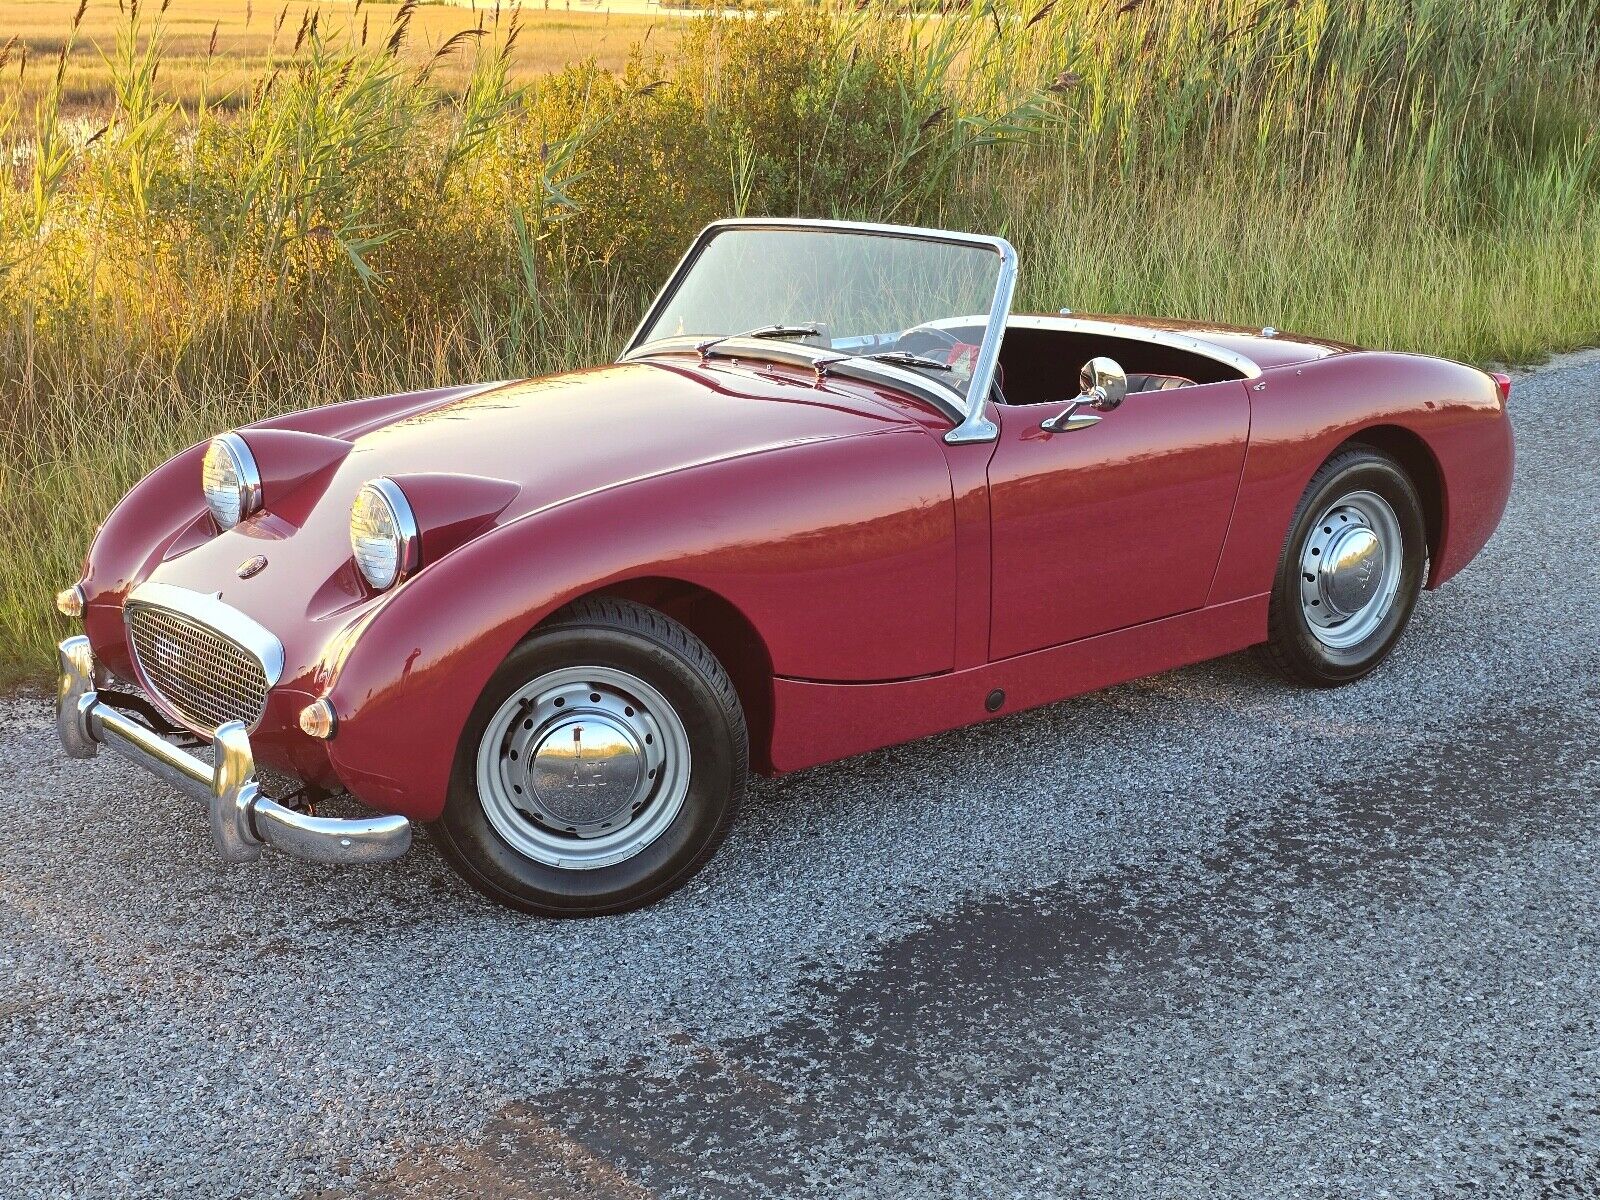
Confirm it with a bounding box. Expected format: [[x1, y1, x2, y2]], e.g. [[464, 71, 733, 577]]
[[436, 597, 747, 916], [1259, 447, 1427, 686]]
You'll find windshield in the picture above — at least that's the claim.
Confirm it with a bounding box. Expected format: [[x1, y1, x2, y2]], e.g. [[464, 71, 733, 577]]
[[629, 225, 1008, 399]]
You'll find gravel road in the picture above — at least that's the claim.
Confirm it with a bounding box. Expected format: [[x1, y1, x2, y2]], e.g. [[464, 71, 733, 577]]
[[3, 354, 1598, 1199]]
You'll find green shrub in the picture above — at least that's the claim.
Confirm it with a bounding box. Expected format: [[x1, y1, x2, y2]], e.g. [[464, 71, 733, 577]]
[[526, 56, 726, 283], [524, 6, 990, 286]]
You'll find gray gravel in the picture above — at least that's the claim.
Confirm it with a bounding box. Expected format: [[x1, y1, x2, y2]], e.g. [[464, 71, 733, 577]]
[[3, 353, 1599, 1199]]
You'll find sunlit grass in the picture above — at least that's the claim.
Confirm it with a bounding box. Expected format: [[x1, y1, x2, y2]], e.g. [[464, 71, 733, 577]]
[[2, 0, 1598, 684], [0, 0, 675, 119]]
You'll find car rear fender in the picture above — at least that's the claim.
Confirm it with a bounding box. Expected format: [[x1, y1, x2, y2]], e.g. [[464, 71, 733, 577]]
[[1208, 351, 1512, 605]]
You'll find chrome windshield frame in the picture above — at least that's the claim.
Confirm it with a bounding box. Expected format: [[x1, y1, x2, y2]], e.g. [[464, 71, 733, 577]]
[[619, 218, 1017, 445]]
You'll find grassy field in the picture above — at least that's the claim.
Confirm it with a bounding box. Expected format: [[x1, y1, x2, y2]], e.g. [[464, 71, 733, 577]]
[[3, 0, 1599, 684], [1, 0, 674, 116]]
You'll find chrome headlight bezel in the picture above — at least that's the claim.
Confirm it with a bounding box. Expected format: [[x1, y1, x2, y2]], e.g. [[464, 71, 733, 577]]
[[201, 433, 263, 531], [349, 478, 419, 591]]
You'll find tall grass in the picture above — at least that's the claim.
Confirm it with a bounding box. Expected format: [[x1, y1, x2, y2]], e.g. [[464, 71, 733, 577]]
[[3, 0, 1599, 682]]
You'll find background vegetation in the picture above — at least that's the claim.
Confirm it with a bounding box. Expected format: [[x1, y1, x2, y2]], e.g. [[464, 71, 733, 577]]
[[3, 0, 1599, 681], [1, 0, 670, 113]]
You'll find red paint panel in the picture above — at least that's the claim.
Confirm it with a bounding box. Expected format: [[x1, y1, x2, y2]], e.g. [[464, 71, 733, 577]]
[[253, 380, 505, 441], [383, 473, 523, 567], [986, 381, 1250, 658], [769, 593, 1268, 773], [80, 361, 963, 807], [75, 338, 1513, 821], [944, 439, 999, 670], [235, 429, 352, 525], [1209, 352, 1512, 604], [323, 428, 957, 819], [1424, 398, 1515, 587]]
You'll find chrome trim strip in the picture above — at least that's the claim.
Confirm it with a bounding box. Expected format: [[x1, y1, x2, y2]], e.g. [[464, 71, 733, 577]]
[[620, 218, 1017, 444], [125, 581, 286, 688], [57, 637, 412, 865], [946, 241, 1015, 444], [1005, 314, 1264, 380]]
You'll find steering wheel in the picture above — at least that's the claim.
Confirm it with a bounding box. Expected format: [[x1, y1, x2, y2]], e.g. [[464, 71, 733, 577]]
[[898, 322, 1006, 404], [896, 324, 963, 359]]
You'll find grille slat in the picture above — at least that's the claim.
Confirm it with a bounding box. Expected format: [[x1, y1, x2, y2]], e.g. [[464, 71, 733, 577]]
[[127, 604, 270, 732]]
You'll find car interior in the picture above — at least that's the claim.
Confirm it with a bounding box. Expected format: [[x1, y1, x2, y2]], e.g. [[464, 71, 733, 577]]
[[994, 325, 1247, 406], [901, 320, 1250, 408]]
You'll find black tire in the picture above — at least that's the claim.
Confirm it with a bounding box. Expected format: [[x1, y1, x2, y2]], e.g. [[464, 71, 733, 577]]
[[1258, 446, 1427, 687], [435, 597, 747, 916]]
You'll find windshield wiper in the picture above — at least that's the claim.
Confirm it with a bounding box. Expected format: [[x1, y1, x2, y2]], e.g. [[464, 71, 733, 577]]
[[695, 324, 820, 361], [856, 350, 953, 372], [815, 349, 954, 376]]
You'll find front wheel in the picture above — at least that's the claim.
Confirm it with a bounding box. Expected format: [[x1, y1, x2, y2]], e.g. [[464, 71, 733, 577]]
[[1259, 446, 1427, 687], [436, 597, 747, 916]]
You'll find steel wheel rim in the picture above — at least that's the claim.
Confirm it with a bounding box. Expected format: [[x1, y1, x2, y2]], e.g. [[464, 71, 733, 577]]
[[476, 666, 691, 869], [1298, 489, 1404, 650]]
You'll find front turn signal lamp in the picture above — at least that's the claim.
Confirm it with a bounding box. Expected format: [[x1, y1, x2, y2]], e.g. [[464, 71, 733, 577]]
[[55, 584, 86, 618], [298, 698, 337, 740]]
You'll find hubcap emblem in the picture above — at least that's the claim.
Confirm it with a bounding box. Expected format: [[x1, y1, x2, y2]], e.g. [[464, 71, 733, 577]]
[[529, 716, 644, 827], [1321, 526, 1384, 615]]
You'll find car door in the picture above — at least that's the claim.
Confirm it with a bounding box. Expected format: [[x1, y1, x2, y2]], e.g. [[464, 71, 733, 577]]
[[985, 378, 1251, 660]]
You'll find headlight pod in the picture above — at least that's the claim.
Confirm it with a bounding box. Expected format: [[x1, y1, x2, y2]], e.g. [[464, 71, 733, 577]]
[[349, 478, 419, 591], [201, 433, 263, 530]]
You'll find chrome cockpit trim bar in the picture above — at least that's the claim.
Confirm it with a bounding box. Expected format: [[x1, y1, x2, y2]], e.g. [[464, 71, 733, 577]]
[[1007, 314, 1265, 380]]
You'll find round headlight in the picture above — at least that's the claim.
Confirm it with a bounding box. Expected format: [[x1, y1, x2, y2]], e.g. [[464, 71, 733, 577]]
[[201, 433, 262, 530], [349, 478, 419, 591]]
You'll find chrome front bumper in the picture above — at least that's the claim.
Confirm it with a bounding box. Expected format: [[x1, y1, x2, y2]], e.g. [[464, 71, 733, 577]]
[[56, 636, 411, 865]]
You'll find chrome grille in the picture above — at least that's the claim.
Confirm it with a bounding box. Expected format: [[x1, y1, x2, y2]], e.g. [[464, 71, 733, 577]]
[[127, 603, 270, 732]]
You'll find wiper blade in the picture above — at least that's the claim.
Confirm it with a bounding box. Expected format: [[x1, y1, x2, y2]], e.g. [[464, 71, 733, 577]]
[[857, 350, 953, 372], [816, 350, 953, 376], [695, 324, 820, 360]]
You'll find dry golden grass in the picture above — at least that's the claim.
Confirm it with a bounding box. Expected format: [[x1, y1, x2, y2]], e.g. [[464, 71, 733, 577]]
[[3, 0, 1599, 684], [0, 0, 677, 116]]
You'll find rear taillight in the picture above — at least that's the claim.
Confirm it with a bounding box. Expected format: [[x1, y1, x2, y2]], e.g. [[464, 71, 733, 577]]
[[1490, 371, 1512, 404]]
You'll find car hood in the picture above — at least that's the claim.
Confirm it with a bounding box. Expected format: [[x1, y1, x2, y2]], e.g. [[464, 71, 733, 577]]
[[338, 359, 913, 495], [140, 358, 918, 646]]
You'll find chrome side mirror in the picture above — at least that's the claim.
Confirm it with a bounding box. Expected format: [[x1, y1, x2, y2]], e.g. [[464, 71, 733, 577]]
[[1079, 356, 1127, 411], [1041, 357, 1128, 433]]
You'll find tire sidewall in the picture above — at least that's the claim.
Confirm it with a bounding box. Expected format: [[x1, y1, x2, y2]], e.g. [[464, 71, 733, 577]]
[[440, 625, 741, 915], [1273, 453, 1426, 684]]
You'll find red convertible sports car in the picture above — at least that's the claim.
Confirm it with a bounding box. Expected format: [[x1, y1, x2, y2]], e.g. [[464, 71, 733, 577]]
[[54, 218, 1514, 915]]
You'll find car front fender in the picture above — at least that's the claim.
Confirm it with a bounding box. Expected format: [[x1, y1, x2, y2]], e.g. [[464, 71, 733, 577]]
[[322, 429, 957, 820]]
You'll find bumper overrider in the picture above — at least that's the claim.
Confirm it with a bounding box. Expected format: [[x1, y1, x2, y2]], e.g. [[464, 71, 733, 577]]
[[56, 635, 411, 865]]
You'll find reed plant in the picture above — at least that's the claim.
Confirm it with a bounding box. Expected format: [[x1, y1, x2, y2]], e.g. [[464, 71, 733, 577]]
[[3, 0, 1599, 681]]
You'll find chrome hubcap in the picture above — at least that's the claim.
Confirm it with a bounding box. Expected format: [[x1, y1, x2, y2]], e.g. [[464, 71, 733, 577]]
[[476, 666, 690, 869], [1298, 489, 1404, 650]]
